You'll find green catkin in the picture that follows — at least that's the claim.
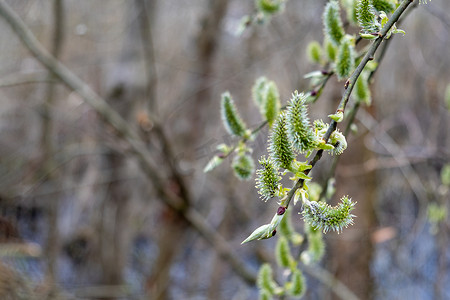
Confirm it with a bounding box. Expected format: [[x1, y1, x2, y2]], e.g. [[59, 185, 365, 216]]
[[232, 154, 255, 180], [307, 41, 323, 64], [269, 112, 295, 170], [307, 226, 325, 262], [256, 156, 281, 201], [341, 0, 359, 24], [372, 0, 396, 13], [279, 208, 294, 237], [302, 196, 356, 233], [324, 38, 337, 62], [252, 76, 268, 108], [335, 35, 355, 81], [256, 0, 284, 14], [221, 92, 248, 137], [356, 0, 379, 34], [286, 91, 318, 153], [323, 0, 345, 46], [257, 263, 278, 295], [289, 269, 306, 298], [263, 81, 281, 126], [275, 236, 294, 269], [354, 71, 372, 105]]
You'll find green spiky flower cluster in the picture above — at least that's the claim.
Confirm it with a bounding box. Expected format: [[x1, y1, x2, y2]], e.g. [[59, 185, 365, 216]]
[[256, 156, 281, 201], [323, 0, 345, 46], [275, 236, 294, 269], [357, 0, 380, 34], [302, 196, 356, 233], [257, 263, 280, 295], [335, 35, 355, 80], [314, 120, 348, 155], [307, 41, 322, 64], [252, 77, 281, 127], [354, 71, 372, 106], [269, 112, 295, 170], [286, 91, 318, 153], [220, 92, 249, 138], [372, 0, 396, 14], [289, 269, 306, 297]]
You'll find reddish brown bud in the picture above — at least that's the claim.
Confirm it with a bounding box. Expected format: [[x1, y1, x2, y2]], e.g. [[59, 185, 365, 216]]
[[344, 79, 350, 89], [277, 206, 286, 215]]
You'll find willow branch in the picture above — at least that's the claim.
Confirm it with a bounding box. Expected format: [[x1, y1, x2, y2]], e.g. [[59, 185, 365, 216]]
[[283, 0, 415, 210], [319, 1, 418, 198], [0, 0, 257, 285]]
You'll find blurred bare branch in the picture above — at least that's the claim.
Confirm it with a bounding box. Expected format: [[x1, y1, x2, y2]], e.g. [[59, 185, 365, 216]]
[[0, 0, 257, 285]]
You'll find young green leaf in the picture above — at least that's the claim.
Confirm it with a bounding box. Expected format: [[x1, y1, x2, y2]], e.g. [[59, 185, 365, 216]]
[[242, 213, 285, 244], [269, 112, 295, 170], [335, 35, 355, 81], [323, 0, 345, 46], [221, 92, 249, 137], [203, 156, 224, 173]]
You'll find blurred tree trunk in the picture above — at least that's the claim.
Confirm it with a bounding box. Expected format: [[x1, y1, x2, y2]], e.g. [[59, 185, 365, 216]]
[[183, 0, 229, 146], [96, 2, 146, 291], [40, 0, 64, 295], [144, 1, 229, 299]]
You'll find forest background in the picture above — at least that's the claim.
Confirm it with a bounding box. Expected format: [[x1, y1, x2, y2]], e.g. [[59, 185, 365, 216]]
[[0, 0, 449, 299]]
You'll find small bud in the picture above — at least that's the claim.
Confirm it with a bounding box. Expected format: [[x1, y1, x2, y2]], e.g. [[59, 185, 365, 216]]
[[277, 206, 286, 215], [345, 79, 350, 89], [328, 110, 344, 122], [203, 156, 224, 173]]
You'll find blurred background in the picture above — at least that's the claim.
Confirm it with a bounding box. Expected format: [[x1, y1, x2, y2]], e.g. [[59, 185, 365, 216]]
[[0, 0, 449, 299]]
